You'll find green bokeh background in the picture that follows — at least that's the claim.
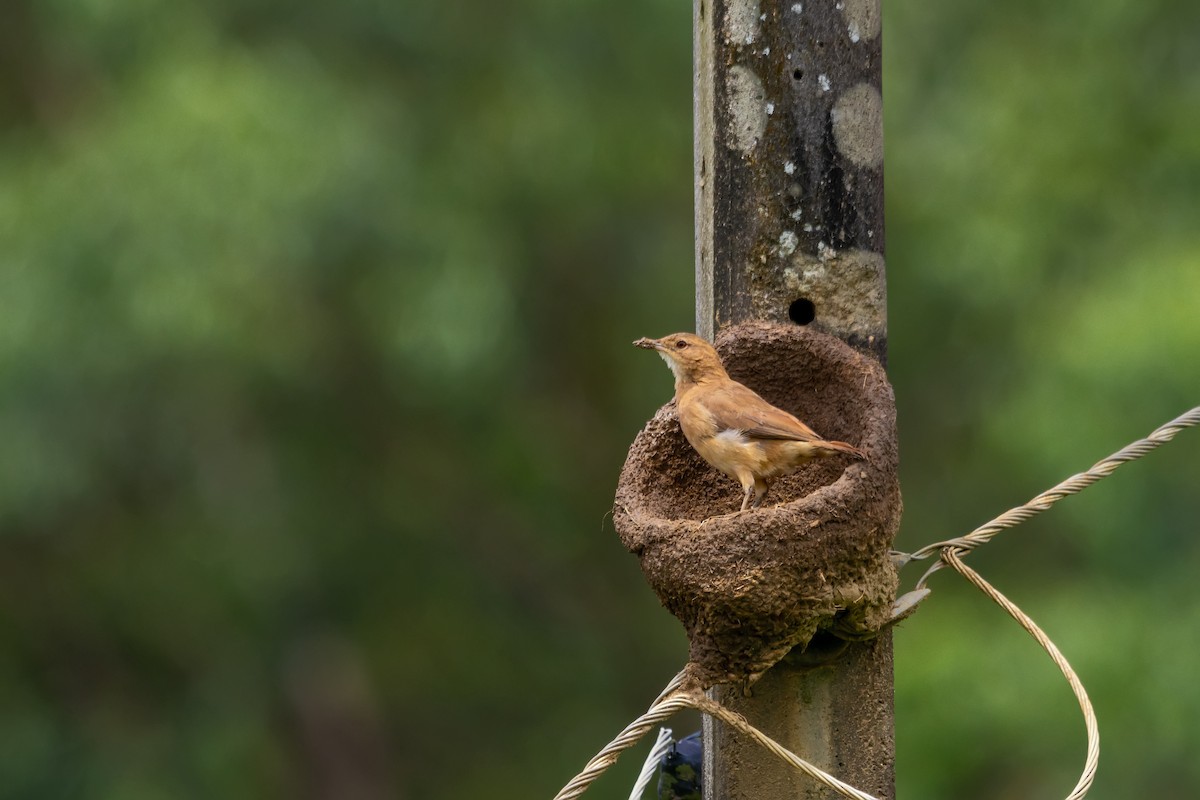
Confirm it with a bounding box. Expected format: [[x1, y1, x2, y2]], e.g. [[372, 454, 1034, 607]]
[[2, 1, 1198, 798]]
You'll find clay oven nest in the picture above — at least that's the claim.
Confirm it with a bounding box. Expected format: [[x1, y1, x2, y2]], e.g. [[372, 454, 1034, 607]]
[[614, 322, 901, 686]]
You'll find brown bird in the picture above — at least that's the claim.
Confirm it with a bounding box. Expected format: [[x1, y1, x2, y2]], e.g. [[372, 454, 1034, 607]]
[[635, 332, 864, 512]]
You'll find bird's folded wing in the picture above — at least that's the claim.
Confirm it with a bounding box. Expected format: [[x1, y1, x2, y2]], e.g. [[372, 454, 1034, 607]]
[[707, 383, 823, 442]]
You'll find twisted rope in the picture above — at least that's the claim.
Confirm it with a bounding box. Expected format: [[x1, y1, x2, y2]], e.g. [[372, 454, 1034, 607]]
[[552, 690, 691, 800], [553, 669, 689, 800], [904, 406, 1200, 588], [942, 549, 1098, 800], [627, 726, 674, 800], [888, 406, 1198, 799]]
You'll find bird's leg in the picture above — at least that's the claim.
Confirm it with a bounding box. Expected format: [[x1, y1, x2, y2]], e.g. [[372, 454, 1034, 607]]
[[750, 479, 770, 509], [739, 482, 754, 512]]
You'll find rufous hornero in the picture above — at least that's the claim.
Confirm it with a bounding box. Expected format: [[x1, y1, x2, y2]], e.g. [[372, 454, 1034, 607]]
[[635, 332, 864, 512]]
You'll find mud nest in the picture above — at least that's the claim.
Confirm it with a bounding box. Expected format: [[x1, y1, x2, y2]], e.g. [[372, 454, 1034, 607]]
[[614, 322, 901, 687]]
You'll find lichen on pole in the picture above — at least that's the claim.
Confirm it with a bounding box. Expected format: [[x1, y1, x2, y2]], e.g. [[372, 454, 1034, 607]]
[[692, 0, 893, 797]]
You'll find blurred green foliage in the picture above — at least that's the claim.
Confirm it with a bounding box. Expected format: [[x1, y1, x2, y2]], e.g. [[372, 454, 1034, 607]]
[[0, 0, 1197, 798]]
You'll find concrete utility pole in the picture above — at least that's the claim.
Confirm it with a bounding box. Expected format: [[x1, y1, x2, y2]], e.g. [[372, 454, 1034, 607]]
[[692, 1, 893, 798]]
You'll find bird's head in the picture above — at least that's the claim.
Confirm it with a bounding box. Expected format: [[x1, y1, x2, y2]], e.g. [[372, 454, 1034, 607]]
[[634, 332, 729, 387]]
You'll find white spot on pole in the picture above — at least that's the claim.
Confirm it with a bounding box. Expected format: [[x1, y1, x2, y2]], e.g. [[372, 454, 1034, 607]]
[[818, 74, 831, 92], [766, 101, 775, 115], [840, 0, 882, 42], [784, 161, 796, 175], [726, 0, 761, 45], [791, 2, 802, 12], [830, 83, 884, 168], [778, 230, 799, 256], [725, 65, 768, 153]]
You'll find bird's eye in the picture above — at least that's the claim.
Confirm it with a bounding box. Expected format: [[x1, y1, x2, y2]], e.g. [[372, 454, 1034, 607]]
[[675, 340, 689, 349]]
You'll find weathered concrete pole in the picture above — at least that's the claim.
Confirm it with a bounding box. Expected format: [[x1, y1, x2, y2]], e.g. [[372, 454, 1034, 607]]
[[693, 0, 893, 798]]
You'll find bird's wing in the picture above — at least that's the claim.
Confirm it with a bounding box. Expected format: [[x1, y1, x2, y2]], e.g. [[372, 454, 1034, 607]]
[[706, 382, 824, 442]]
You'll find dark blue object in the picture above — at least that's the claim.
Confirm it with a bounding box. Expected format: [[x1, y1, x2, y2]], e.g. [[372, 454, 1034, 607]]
[[657, 730, 702, 800]]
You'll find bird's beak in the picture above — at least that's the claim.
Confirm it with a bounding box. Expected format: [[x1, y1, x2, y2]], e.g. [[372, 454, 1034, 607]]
[[634, 337, 663, 351]]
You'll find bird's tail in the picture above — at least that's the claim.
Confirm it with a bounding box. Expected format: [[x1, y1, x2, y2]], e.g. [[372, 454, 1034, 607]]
[[817, 439, 866, 460]]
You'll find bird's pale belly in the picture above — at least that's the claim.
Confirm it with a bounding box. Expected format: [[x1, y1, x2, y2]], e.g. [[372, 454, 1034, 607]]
[[686, 429, 821, 482]]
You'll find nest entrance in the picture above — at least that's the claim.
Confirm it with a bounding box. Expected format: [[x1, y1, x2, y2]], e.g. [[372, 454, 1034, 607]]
[[614, 322, 901, 686]]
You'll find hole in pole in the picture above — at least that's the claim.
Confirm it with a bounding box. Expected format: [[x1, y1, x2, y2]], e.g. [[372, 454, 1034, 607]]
[[788, 298, 816, 325], [792, 68, 803, 81]]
